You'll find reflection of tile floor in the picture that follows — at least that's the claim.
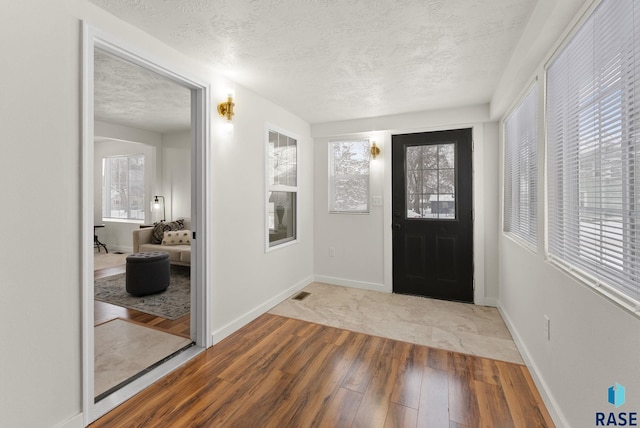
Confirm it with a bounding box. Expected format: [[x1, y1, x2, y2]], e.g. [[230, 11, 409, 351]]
[[269, 282, 523, 364], [95, 319, 192, 397]]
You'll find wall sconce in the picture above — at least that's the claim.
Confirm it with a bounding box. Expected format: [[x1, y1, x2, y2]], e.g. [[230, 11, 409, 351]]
[[152, 195, 166, 222], [370, 141, 381, 160], [217, 95, 235, 121]]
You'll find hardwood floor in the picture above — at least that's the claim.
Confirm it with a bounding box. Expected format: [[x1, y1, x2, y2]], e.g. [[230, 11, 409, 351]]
[[90, 314, 554, 428], [94, 265, 190, 338]]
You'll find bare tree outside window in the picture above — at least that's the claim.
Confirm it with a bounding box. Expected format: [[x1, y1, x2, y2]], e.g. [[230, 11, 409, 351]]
[[102, 154, 145, 221], [268, 131, 297, 187], [405, 143, 455, 219], [329, 140, 370, 213]]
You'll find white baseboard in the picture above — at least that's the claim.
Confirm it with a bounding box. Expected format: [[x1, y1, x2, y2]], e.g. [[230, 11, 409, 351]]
[[313, 275, 390, 293], [210, 275, 314, 345], [496, 301, 569, 428], [54, 413, 83, 428]]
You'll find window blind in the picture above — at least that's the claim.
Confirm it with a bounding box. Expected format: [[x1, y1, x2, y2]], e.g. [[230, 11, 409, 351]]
[[547, 0, 639, 305], [504, 84, 538, 247]]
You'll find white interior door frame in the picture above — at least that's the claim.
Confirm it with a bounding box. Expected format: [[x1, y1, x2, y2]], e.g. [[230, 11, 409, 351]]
[[81, 22, 212, 425]]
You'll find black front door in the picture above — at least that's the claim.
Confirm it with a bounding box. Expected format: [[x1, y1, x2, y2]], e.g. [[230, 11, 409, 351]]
[[392, 128, 474, 303]]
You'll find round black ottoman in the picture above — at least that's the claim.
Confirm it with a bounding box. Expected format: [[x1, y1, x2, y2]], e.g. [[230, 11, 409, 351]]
[[125, 251, 170, 297]]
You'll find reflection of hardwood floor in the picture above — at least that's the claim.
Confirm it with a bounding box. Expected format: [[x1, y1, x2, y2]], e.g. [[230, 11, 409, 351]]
[[95, 265, 190, 339], [90, 313, 555, 427], [94, 264, 125, 280]]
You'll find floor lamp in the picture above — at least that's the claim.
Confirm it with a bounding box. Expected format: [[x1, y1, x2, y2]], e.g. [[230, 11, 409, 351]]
[[153, 195, 166, 222]]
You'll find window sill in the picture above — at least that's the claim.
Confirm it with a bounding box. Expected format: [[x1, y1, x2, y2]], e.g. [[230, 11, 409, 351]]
[[503, 231, 537, 254], [547, 256, 640, 320], [102, 219, 145, 225], [266, 238, 299, 253], [329, 211, 370, 215]]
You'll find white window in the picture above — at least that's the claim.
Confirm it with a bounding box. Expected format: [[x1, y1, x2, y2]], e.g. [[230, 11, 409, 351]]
[[102, 154, 145, 221], [328, 140, 370, 213], [504, 84, 538, 248], [547, 0, 639, 306], [266, 128, 297, 249]]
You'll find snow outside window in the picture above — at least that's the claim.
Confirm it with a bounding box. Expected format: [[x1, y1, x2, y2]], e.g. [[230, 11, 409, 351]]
[[329, 140, 370, 213], [102, 154, 145, 221]]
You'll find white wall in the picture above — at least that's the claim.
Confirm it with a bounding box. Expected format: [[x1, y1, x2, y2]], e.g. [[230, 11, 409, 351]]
[[0, 2, 313, 427], [311, 106, 500, 305], [1, 2, 84, 427], [493, 0, 640, 426], [490, 0, 588, 119], [210, 84, 314, 341], [499, 237, 640, 426], [161, 130, 191, 221], [313, 132, 386, 290], [95, 120, 162, 148], [482, 122, 500, 301]]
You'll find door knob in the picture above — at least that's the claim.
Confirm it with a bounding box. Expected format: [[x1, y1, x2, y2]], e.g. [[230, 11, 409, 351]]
[[392, 223, 401, 230]]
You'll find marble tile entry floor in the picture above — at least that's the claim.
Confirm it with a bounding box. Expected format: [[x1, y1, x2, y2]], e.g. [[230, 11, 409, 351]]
[[269, 282, 523, 364], [94, 319, 192, 398]]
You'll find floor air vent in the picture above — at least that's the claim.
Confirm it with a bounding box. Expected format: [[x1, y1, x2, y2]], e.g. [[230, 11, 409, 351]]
[[292, 291, 311, 301]]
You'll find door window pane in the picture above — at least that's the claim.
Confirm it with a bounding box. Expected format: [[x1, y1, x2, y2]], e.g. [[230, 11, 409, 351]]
[[406, 143, 456, 219]]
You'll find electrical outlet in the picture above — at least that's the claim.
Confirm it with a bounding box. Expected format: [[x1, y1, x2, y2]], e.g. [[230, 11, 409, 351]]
[[543, 315, 551, 341], [329, 247, 335, 257]]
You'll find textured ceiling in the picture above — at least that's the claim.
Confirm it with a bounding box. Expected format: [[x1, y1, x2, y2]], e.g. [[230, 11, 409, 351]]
[[95, 49, 191, 133], [91, 0, 537, 125]]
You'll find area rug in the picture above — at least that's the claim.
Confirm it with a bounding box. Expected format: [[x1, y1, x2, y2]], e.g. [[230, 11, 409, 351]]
[[95, 265, 190, 320], [95, 319, 192, 398]]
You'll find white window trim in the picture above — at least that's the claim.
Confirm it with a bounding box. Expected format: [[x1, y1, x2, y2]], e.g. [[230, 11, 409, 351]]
[[101, 153, 146, 223], [544, 0, 640, 315], [264, 123, 300, 252], [547, 255, 640, 315]]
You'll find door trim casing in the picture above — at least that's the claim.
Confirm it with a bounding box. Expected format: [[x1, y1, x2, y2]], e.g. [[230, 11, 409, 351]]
[[384, 124, 487, 305], [81, 22, 212, 425]]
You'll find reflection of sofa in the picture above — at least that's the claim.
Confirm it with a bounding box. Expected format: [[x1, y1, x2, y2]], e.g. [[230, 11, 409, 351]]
[[132, 220, 191, 266]]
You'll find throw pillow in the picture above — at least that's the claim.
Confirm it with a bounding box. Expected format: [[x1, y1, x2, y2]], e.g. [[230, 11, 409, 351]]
[[151, 219, 185, 244], [162, 230, 191, 246]]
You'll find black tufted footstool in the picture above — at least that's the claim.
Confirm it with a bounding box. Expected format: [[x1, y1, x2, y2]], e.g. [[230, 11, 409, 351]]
[[125, 251, 170, 296]]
